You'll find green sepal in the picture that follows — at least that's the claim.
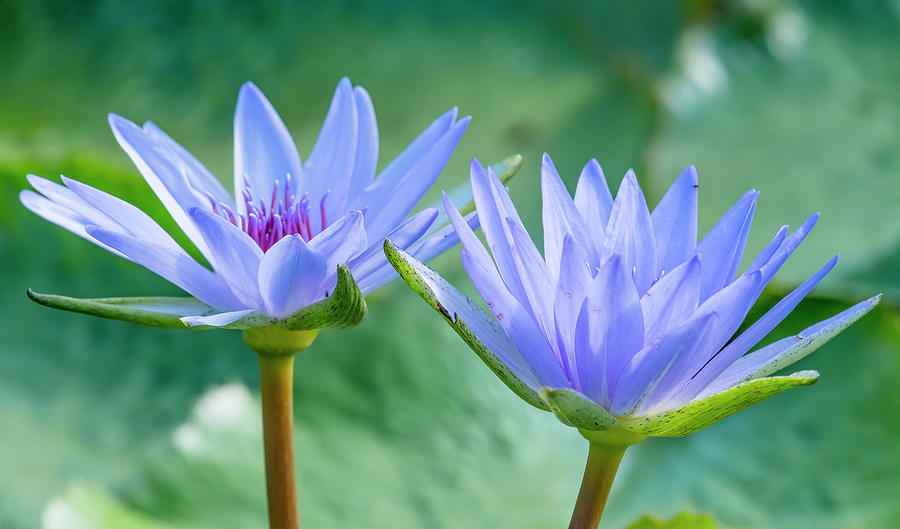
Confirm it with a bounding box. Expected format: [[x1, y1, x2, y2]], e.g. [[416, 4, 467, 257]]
[[539, 388, 620, 431], [384, 238, 547, 410], [624, 370, 819, 437], [26, 289, 211, 329], [274, 263, 367, 330]]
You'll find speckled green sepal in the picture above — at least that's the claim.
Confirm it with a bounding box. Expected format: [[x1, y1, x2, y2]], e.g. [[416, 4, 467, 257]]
[[275, 264, 367, 330], [26, 289, 212, 329], [539, 387, 620, 430], [384, 238, 547, 410], [624, 370, 819, 437]]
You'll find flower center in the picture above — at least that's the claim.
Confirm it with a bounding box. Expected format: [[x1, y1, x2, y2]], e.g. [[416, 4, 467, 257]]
[[207, 174, 328, 252]]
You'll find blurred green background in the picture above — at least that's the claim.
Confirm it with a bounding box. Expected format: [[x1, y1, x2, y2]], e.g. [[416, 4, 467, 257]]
[[2, 1, 899, 528]]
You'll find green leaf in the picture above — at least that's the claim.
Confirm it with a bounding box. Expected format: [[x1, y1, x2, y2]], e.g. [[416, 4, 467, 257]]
[[624, 512, 724, 529], [624, 371, 818, 437], [384, 238, 547, 410], [276, 264, 367, 330], [26, 290, 212, 330]]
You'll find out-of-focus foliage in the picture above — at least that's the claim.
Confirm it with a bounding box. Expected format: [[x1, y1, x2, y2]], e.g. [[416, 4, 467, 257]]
[[624, 512, 723, 529], [1, 1, 898, 529]]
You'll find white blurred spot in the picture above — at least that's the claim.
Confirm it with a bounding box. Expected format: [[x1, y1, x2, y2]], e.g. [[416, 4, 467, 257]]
[[173, 423, 205, 455], [194, 382, 256, 429], [660, 28, 728, 114], [42, 498, 87, 529], [767, 9, 808, 58]]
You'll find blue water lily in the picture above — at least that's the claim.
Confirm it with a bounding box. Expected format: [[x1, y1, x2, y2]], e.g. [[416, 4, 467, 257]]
[[21, 79, 475, 330], [386, 154, 880, 439]]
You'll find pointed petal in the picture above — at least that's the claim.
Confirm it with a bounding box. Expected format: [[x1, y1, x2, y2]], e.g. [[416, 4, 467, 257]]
[[651, 166, 698, 274], [695, 190, 757, 301], [304, 78, 358, 222], [308, 210, 368, 292], [685, 255, 839, 394], [574, 158, 613, 237], [428, 154, 522, 229], [233, 82, 303, 210], [348, 85, 379, 198], [85, 226, 244, 311], [610, 312, 717, 417], [699, 294, 881, 399], [641, 256, 702, 344], [505, 217, 555, 336], [189, 208, 264, 308], [141, 121, 232, 205], [573, 255, 645, 405], [109, 114, 217, 257], [347, 207, 437, 281], [541, 153, 597, 278], [603, 170, 657, 294], [552, 235, 593, 378], [20, 189, 126, 258], [383, 239, 548, 408], [361, 116, 469, 243]]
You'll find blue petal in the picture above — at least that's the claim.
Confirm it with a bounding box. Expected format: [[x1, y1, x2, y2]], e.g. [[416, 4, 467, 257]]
[[505, 217, 556, 336], [85, 226, 244, 311], [348, 207, 437, 281], [141, 121, 233, 206], [189, 208, 264, 309], [678, 254, 838, 400], [573, 255, 644, 405], [746, 225, 788, 273], [602, 170, 657, 295], [233, 82, 304, 212], [109, 114, 219, 258], [694, 189, 758, 301], [304, 78, 358, 223], [697, 294, 881, 398], [640, 255, 702, 344], [258, 235, 327, 317], [551, 235, 592, 378], [348, 85, 379, 199], [573, 159, 613, 244], [308, 210, 368, 286], [610, 312, 718, 416], [651, 166, 698, 275], [182, 309, 256, 328], [541, 153, 597, 278], [361, 116, 469, 244]]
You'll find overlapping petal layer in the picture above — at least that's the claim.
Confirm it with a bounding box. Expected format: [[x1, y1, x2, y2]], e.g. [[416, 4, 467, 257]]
[[23, 79, 475, 328], [388, 156, 880, 438]]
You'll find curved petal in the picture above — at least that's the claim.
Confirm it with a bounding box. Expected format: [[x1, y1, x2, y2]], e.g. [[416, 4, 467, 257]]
[[308, 210, 368, 286], [258, 235, 327, 318], [348, 207, 437, 281], [651, 165, 698, 275], [189, 208, 264, 309], [233, 82, 304, 211], [640, 255, 702, 344], [573, 158, 613, 243], [694, 189, 757, 301], [182, 309, 257, 328], [85, 226, 244, 311], [603, 170, 657, 295], [541, 153, 596, 278], [348, 85, 379, 198]]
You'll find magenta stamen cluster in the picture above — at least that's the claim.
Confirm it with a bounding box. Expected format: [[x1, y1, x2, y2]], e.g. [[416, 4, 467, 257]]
[[208, 174, 329, 252]]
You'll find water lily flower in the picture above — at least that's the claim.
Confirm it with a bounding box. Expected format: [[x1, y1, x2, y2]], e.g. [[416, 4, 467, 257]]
[[21, 78, 475, 332], [385, 154, 880, 529], [20, 79, 493, 529]]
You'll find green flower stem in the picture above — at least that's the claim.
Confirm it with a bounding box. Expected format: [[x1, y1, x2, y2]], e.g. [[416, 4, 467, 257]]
[[568, 441, 628, 529], [244, 327, 319, 529]]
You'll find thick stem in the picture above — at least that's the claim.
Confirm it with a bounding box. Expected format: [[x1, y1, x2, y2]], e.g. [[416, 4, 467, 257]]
[[568, 442, 628, 529], [258, 353, 300, 529]]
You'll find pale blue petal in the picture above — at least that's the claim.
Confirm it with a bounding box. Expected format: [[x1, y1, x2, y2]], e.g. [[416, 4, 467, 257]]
[[574, 159, 613, 248], [697, 294, 881, 398], [189, 208, 264, 309], [640, 256, 702, 344], [85, 226, 244, 311], [109, 114, 217, 258], [611, 312, 718, 416], [573, 255, 644, 405], [182, 309, 256, 328], [141, 121, 232, 205], [350, 108, 457, 212], [308, 210, 368, 288], [746, 225, 788, 273], [20, 189, 127, 258], [603, 170, 657, 295], [694, 190, 758, 301], [304, 78, 358, 224], [348, 85, 379, 198], [505, 217, 555, 336], [678, 254, 838, 400], [552, 235, 592, 378], [753, 213, 819, 282], [233, 82, 303, 211], [258, 235, 327, 317], [541, 153, 597, 278], [651, 166, 698, 275], [361, 117, 469, 243], [348, 208, 437, 281]]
